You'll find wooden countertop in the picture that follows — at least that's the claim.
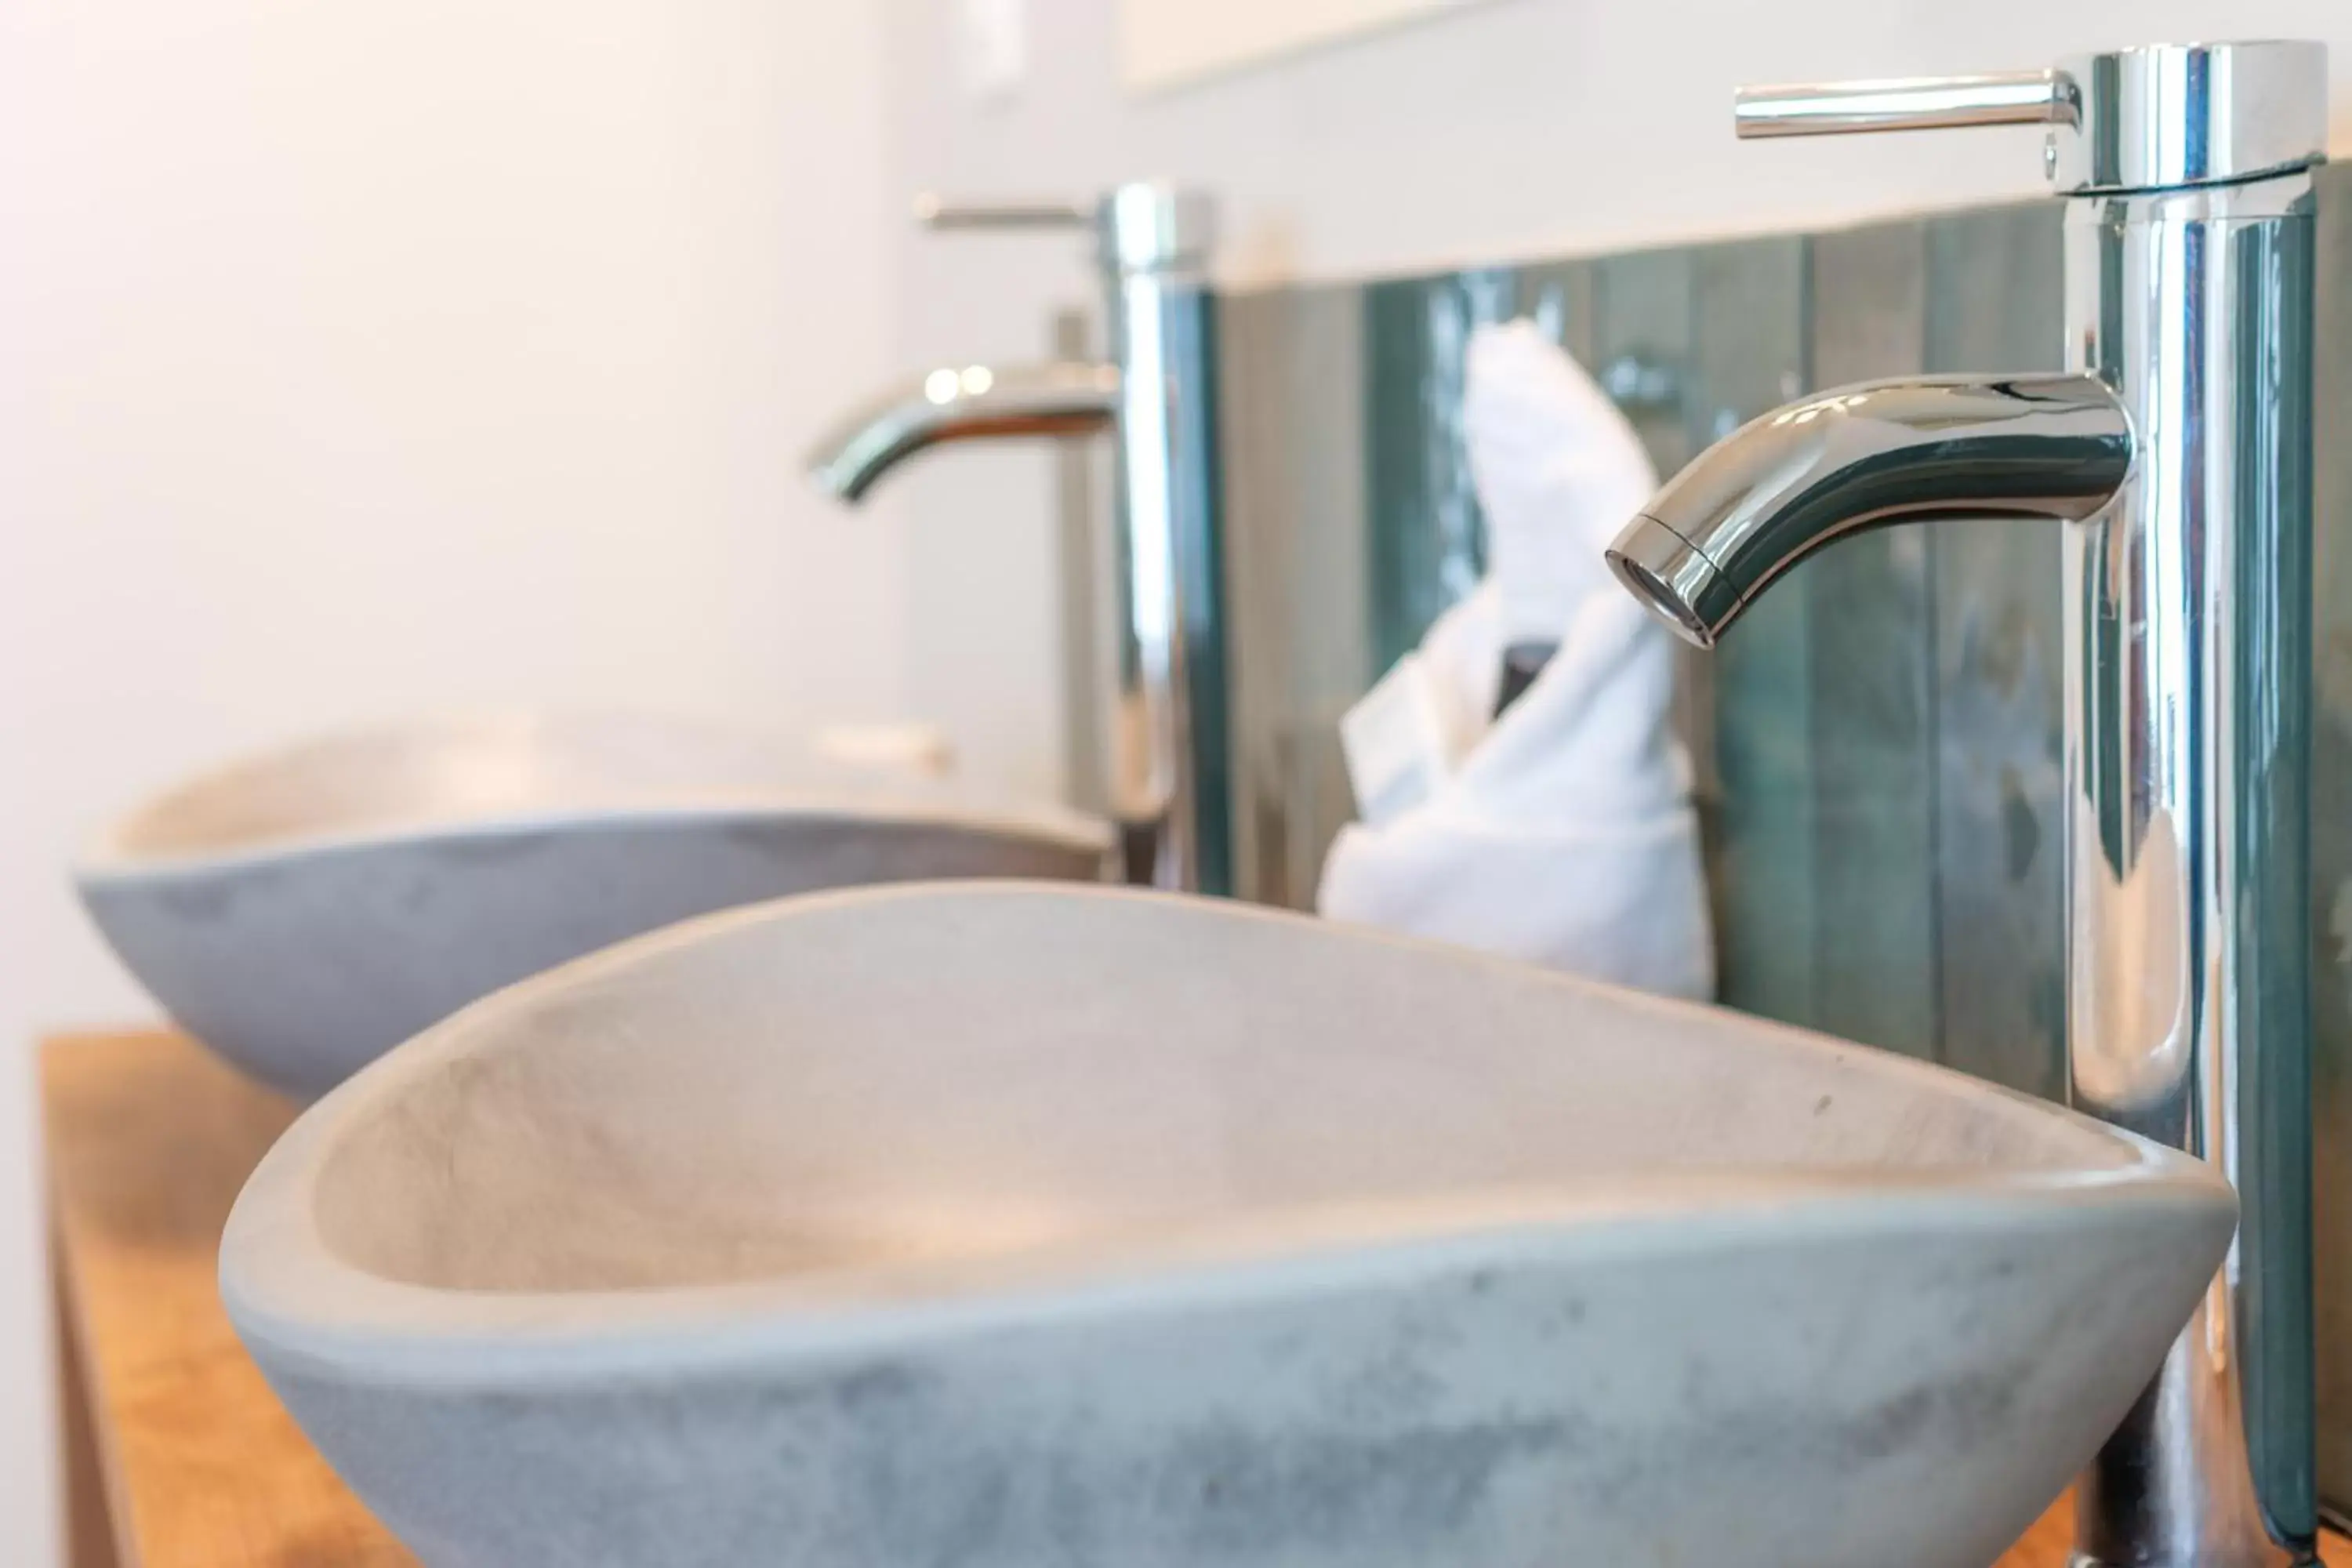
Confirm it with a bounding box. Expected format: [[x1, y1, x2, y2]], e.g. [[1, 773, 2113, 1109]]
[[40, 1029, 2349, 1568], [46, 1031, 414, 1567]]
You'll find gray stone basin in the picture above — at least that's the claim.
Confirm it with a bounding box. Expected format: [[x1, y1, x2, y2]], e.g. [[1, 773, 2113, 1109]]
[[223, 882, 2232, 1568], [77, 714, 1109, 1097]]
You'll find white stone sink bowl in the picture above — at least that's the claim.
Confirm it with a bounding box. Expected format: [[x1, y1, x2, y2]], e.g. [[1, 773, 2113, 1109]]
[[77, 715, 1109, 1098], [222, 883, 2235, 1568]]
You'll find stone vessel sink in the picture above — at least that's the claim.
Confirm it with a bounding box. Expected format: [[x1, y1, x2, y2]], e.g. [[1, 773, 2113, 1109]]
[[223, 884, 2234, 1568], [78, 715, 1109, 1098]]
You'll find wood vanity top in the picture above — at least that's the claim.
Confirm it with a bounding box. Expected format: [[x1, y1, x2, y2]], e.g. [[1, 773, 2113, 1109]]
[[46, 1030, 412, 1568], [40, 1029, 2350, 1568]]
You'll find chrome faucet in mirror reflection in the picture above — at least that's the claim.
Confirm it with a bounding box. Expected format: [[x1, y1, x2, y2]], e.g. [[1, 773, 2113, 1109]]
[[805, 183, 1231, 895], [1610, 41, 2325, 1568]]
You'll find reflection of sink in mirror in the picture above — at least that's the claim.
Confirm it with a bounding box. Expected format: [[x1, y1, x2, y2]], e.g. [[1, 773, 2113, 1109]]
[[77, 714, 1110, 1098], [223, 883, 2232, 1568]]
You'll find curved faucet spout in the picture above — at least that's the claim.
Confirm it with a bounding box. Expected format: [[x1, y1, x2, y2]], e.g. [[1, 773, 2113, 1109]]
[[806, 360, 1122, 503], [1606, 373, 2132, 648]]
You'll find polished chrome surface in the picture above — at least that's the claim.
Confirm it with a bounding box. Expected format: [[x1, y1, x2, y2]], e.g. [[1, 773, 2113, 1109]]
[[1105, 263, 1225, 891], [1736, 71, 2073, 138], [1635, 42, 2324, 1568], [1101, 183, 1218, 274], [910, 193, 1093, 230], [809, 181, 1229, 893], [1737, 42, 2326, 197], [1098, 183, 1226, 892], [1606, 515, 1736, 649], [2062, 167, 2319, 1568], [912, 187, 1216, 274], [2051, 42, 2327, 194], [1605, 376, 2130, 648], [804, 361, 1120, 503]]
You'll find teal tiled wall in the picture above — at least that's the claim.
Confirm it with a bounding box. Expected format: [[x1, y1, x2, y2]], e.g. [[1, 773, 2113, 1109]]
[[2311, 159, 2352, 1512], [1921, 202, 2069, 1100], [1802, 220, 1936, 1059], [1214, 162, 2352, 1512]]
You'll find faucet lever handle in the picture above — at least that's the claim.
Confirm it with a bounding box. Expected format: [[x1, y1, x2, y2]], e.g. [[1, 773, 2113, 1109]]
[[1733, 71, 2074, 138], [911, 193, 1095, 232]]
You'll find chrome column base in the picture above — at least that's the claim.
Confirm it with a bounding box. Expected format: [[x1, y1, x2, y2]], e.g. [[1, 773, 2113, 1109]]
[[2059, 1218, 2315, 1568]]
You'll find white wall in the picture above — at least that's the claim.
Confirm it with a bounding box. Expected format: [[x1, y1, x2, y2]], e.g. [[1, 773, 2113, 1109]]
[[1, 1, 2348, 1559], [0, 2, 900, 1561], [881, 0, 2352, 807]]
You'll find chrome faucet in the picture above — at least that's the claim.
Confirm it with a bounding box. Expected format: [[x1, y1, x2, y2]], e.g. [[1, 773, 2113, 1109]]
[[806, 183, 1230, 895], [1609, 42, 2325, 1568], [805, 359, 1120, 503]]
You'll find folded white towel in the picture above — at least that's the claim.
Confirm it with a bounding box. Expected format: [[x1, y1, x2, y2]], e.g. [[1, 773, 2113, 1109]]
[[1318, 321, 1715, 1001]]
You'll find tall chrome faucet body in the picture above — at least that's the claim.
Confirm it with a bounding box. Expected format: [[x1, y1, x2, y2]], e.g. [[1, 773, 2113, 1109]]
[[1609, 42, 2325, 1568], [807, 184, 1229, 894]]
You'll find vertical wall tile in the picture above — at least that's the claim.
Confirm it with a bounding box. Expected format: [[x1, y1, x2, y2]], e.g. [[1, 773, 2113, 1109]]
[[1215, 286, 1305, 906], [1592, 247, 1698, 479], [1277, 287, 1377, 908], [1923, 200, 2067, 1098], [1515, 257, 1600, 369], [2305, 158, 2352, 1515], [1051, 307, 1113, 818], [1362, 269, 1515, 670], [1216, 283, 1374, 909], [1804, 221, 1939, 1058], [1683, 237, 1813, 1025], [1591, 246, 1720, 938]]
